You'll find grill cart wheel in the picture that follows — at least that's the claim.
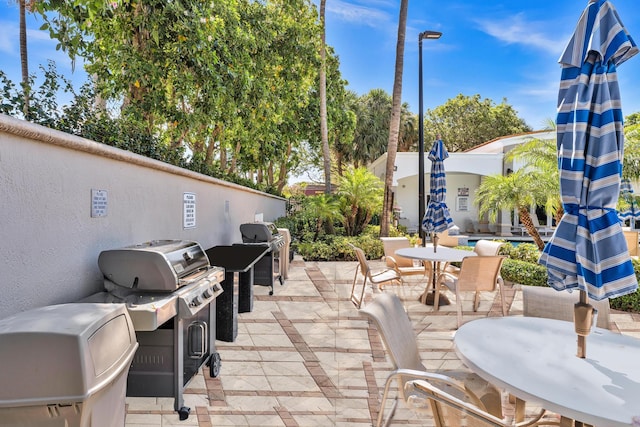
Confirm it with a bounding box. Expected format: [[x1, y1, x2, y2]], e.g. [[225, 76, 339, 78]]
[[208, 352, 222, 378], [178, 406, 190, 420]]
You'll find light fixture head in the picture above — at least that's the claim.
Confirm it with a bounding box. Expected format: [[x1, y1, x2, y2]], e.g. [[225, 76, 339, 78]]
[[420, 30, 442, 40]]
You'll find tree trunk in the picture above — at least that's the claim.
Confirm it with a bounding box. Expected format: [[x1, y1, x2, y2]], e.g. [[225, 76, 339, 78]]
[[380, 0, 408, 237], [518, 208, 545, 251], [276, 142, 292, 193], [319, 0, 331, 194], [19, 0, 30, 120]]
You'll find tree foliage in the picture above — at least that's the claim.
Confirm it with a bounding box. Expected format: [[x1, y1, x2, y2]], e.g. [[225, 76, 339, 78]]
[[338, 167, 384, 236], [424, 94, 532, 152], [475, 169, 549, 250], [31, 0, 350, 193]]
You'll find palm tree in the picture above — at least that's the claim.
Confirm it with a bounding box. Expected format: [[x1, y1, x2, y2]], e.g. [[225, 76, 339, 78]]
[[352, 89, 392, 167], [475, 169, 549, 250], [306, 194, 343, 240], [319, 0, 331, 194], [381, 0, 408, 237], [19, 0, 31, 119], [506, 135, 562, 224], [338, 167, 384, 236]]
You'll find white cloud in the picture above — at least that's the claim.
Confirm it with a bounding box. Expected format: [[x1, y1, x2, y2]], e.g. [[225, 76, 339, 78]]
[[0, 21, 18, 56], [475, 13, 566, 55], [326, 0, 391, 28]]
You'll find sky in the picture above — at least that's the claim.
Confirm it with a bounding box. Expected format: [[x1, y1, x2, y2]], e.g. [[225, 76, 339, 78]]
[[1, 0, 640, 131]]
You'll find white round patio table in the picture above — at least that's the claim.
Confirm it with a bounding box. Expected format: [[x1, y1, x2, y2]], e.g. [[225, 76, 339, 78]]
[[454, 316, 640, 426]]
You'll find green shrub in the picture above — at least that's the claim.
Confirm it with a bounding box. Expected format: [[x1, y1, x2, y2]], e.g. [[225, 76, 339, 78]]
[[500, 258, 548, 287], [609, 259, 640, 312]]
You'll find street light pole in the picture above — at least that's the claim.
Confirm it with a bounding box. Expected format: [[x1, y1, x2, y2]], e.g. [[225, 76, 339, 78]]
[[418, 30, 442, 246]]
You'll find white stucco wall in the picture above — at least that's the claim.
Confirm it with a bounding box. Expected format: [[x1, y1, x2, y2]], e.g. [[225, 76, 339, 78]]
[[0, 115, 286, 318], [375, 151, 503, 230]]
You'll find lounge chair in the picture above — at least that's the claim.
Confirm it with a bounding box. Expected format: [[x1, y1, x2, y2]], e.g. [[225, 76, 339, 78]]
[[512, 214, 554, 237], [359, 292, 504, 427], [380, 237, 431, 285], [349, 244, 401, 309], [435, 256, 507, 328]]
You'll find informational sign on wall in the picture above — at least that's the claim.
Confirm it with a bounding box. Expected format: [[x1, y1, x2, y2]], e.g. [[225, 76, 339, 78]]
[[91, 189, 108, 217], [457, 196, 469, 212], [183, 192, 196, 228]]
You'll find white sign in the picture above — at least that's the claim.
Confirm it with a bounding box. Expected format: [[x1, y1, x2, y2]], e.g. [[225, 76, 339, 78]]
[[91, 189, 108, 217], [183, 192, 196, 228], [456, 196, 469, 212]]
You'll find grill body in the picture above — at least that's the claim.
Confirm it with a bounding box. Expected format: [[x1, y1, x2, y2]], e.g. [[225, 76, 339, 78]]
[[90, 239, 224, 421], [239, 222, 286, 294]]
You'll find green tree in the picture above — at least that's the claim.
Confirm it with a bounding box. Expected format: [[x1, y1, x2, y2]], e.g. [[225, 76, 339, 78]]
[[350, 89, 392, 167], [306, 194, 343, 240], [318, 0, 331, 194], [34, 0, 323, 191], [424, 94, 531, 152], [338, 167, 384, 236], [506, 135, 562, 224], [475, 169, 549, 250], [381, 0, 408, 237]]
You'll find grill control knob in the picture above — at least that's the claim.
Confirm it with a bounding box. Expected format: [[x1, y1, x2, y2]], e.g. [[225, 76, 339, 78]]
[[202, 288, 213, 299], [191, 296, 202, 307]]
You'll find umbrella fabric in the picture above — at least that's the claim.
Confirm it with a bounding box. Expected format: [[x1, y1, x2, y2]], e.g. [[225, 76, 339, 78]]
[[539, 0, 639, 300], [422, 139, 453, 234]]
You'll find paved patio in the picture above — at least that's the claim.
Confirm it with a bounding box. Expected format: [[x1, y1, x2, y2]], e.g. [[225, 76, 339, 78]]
[[124, 256, 640, 426]]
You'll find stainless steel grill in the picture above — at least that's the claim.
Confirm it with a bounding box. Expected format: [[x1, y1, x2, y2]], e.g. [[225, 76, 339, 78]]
[[240, 222, 285, 253], [239, 223, 285, 295], [87, 239, 224, 421]]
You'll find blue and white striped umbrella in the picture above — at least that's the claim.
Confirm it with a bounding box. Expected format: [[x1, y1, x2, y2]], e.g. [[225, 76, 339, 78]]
[[617, 178, 640, 223], [422, 139, 453, 235], [539, 0, 638, 301]]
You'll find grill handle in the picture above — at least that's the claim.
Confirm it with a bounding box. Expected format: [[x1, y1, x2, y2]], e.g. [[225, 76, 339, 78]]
[[188, 321, 208, 359]]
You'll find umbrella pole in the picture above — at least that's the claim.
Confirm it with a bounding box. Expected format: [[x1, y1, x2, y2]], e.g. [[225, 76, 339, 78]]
[[432, 232, 439, 252], [574, 290, 594, 358]]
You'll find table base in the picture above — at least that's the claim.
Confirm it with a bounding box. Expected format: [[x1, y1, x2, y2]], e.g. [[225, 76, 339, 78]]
[[421, 291, 450, 306]]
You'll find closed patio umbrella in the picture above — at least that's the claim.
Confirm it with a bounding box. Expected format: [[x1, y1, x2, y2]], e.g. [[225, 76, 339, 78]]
[[618, 178, 640, 225], [422, 138, 453, 252], [539, 0, 638, 358]]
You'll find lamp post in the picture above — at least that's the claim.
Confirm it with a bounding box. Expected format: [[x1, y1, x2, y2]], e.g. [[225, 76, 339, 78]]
[[418, 30, 442, 246]]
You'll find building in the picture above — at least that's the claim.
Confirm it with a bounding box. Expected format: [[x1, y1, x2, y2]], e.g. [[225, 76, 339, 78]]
[[368, 130, 556, 236]]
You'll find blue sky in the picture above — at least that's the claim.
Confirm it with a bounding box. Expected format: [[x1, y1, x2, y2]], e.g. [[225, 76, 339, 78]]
[[1, 0, 639, 130]]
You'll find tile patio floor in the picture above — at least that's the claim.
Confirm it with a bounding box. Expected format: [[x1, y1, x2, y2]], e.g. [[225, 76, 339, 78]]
[[124, 256, 640, 427]]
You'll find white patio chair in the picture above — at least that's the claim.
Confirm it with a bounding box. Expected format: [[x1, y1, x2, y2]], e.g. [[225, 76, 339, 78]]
[[380, 237, 431, 285], [359, 293, 503, 427], [405, 378, 559, 427], [435, 255, 507, 328], [349, 244, 401, 309], [521, 285, 611, 330]]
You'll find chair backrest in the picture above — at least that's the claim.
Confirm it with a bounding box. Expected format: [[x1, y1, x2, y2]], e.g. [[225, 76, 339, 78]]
[[472, 240, 503, 257], [456, 256, 506, 292], [380, 237, 413, 268], [522, 285, 611, 329], [405, 378, 507, 427], [436, 228, 460, 247], [359, 293, 424, 371], [624, 230, 639, 256], [349, 244, 369, 275]]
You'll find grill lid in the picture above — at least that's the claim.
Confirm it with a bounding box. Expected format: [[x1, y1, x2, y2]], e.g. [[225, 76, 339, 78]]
[[240, 222, 280, 243], [98, 239, 210, 291]]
